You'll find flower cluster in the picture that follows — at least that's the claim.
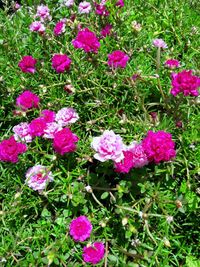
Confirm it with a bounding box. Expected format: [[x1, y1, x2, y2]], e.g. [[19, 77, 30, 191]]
[[170, 70, 200, 97], [69, 216, 105, 265], [91, 130, 176, 173]]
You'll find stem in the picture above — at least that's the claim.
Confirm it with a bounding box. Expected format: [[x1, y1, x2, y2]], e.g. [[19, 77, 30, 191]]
[[91, 192, 104, 207], [156, 47, 161, 71]]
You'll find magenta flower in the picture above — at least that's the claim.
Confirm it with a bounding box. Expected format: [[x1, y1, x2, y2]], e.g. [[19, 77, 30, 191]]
[[165, 59, 180, 69], [25, 165, 54, 192], [78, 1, 92, 14], [16, 90, 40, 111], [72, 28, 100, 53], [13, 122, 32, 143], [108, 50, 129, 68], [116, 0, 124, 7], [114, 150, 135, 173], [53, 128, 79, 155], [94, 2, 109, 16], [18, 56, 37, 73], [83, 242, 105, 265], [29, 117, 47, 137], [70, 215, 92, 242], [0, 136, 27, 163], [100, 24, 112, 38], [29, 21, 45, 33], [55, 107, 79, 127], [91, 130, 124, 162], [43, 122, 62, 139], [170, 70, 200, 97], [14, 2, 21, 10], [142, 131, 176, 164], [54, 20, 66, 36], [36, 5, 51, 21], [41, 110, 56, 123], [52, 54, 71, 73]]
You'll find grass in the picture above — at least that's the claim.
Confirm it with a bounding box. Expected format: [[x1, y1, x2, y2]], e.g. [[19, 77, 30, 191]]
[[0, 0, 200, 266]]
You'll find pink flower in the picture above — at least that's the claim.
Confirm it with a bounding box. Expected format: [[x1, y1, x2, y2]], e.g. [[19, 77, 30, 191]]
[[41, 110, 56, 123], [128, 142, 149, 168], [55, 107, 79, 126], [18, 56, 37, 73], [165, 59, 180, 69], [100, 24, 112, 38], [52, 54, 71, 73], [170, 70, 200, 97], [43, 122, 62, 139], [25, 165, 54, 192], [63, 0, 75, 7], [53, 128, 79, 155], [36, 5, 51, 21], [91, 130, 124, 162], [29, 21, 45, 33], [78, 1, 92, 14], [29, 117, 47, 137], [114, 143, 148, 173], [142, 131, 176, 164], [116, 0, 124, 7], [13, 122, 32, 143], [94, 2, 109, 16], [108, 50, 129, 68], [114, 150, 135, 173], [72, 28, 100, 53], [0, 136, 27, 163], [16, 90, 40, 111], [14, 2, 21, 10], [83, 242, 105, 265], [54, 20, 66, 36], [70, 216, 92, 242], [152, 39, 168, 48]]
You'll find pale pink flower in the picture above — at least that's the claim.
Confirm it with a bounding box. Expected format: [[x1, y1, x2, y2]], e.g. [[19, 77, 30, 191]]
[[91, 130, 124, 162], [29, 21, 45, 33], [63, 0, 75, 7], [127, 142, 149, 168], [13, 122, 32, 143], [43, 122, 62, 139], [152, 38, 168, 48], [25, 165, 54, 192], [55, 107, 79, 127], [14, 2, 21, 10], [83, 242, 105, 264], [70, 215, 92, 242], [36, 5, 51, 21], [78, 1, 92, 14]]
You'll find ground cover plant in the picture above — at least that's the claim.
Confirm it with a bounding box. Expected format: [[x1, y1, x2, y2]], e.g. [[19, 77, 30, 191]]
[[0, 0, 200, 266]]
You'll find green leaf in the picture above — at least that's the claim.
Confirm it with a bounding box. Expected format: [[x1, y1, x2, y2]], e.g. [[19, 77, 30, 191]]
[[101, 192, 109, 200], [186, 256, 200, 267]]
